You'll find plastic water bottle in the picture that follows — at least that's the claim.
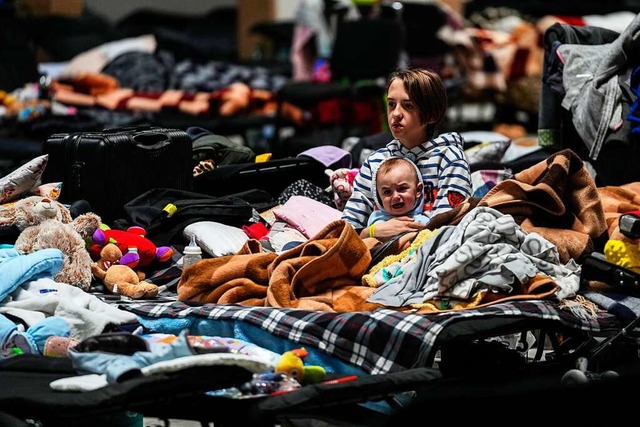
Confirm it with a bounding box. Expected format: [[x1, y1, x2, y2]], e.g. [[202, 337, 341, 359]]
[[182, 235, 202, 270]]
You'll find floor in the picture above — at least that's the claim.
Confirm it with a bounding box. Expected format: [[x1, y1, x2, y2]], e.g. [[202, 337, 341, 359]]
[[144, 418, 204, 427]]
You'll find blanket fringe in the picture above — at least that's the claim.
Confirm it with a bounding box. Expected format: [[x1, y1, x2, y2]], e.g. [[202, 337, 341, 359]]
[[558, 295, 603, 320]]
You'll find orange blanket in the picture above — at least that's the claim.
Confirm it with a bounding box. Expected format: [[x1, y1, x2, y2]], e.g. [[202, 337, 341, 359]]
[[178, 220, 381, 312], [596, 181, 640, 239]]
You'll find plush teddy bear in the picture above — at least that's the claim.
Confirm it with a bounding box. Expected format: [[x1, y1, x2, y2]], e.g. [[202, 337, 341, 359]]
[[0, 196, 102, 290], [89, 224, 173, 270], [0, 196, 74, 230], [15, 216, 101, 291], [91, 243, 159, 299]]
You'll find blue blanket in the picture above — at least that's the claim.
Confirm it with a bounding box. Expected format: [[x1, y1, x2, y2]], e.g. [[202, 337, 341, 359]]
[[0, 247, 63, 301]]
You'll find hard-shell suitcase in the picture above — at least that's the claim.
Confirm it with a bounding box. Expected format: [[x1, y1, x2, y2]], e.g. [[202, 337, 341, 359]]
[[42, 126, 193, 223]]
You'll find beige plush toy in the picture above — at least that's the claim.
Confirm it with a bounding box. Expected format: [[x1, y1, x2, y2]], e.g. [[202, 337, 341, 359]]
[[0, 196, 73, 230], [91, 243, 159, 299], [0, 196, 101, 290]]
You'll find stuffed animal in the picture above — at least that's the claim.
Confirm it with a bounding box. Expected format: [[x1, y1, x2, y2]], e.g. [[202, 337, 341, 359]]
[[325, 168, 359, 211], [0, 196, 102, 290], [91, 243, 159, 299], [89, 224, 173, 270], [15, 215, 101, 290], [0, 196, 74, 230], [275, 347, 326, 384]]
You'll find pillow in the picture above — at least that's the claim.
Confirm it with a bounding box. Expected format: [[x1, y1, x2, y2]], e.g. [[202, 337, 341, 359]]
[[32, 182, 62, 200], [0, 155, 48, 204], [273, 195, 342, 239], [183, 221, 249, 257]]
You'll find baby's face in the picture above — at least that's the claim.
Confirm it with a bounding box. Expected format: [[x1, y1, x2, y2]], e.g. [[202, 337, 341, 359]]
[[377, 162, 421, 216]]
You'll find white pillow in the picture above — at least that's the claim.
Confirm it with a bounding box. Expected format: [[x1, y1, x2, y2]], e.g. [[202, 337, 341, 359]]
[[0, 155, 48, 204], [183, 221, 249, 257]]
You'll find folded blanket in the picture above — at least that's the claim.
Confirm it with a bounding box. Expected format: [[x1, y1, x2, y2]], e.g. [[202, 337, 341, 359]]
[[178, 220, 381, 312]]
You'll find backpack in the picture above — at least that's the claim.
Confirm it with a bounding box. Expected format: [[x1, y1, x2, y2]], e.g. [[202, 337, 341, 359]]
[[187, 127, 256, 167], [123, 188, 255, 245]]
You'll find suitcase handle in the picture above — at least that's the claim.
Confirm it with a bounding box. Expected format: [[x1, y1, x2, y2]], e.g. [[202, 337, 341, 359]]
[[133, 132, 171, 150], [103, 124, 153, 133]]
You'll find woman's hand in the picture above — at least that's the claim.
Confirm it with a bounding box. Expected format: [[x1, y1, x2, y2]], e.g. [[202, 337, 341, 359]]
[[362, 217, 426, 241]]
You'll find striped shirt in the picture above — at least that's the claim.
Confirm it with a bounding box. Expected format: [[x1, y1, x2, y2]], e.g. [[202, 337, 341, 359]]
[[342, 132, 472, 230]]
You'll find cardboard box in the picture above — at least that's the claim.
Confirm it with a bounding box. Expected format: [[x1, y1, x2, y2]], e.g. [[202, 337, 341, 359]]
[[22, 0, 84, 17], [237, 0, 276, 60]]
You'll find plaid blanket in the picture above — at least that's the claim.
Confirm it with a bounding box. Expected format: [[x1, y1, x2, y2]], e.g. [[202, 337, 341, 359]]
[[121, 299, 620, 375]]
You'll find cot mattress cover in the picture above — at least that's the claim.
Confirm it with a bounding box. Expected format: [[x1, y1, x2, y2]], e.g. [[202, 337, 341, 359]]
[[120, 297, 624, 376]]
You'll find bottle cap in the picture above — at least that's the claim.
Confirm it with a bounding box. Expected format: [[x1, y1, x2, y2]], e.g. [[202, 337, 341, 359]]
[[183, 246, 201, 255]]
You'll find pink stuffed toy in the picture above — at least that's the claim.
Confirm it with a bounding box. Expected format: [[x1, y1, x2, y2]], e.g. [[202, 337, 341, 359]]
[[325, 168, 358, 211]]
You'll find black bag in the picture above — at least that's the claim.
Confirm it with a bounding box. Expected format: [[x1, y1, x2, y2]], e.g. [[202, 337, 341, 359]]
[[187, 126, 256, 167], [41, 125, 193, 223], [123, 187, 254, 245], [193, 157, 327, 199]]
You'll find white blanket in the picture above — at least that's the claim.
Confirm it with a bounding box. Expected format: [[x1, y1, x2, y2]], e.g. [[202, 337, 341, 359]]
[[0, 247, 138, 340]]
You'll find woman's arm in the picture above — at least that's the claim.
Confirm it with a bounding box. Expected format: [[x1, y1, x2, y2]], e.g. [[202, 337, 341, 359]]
[[431, 147, 472, 215]]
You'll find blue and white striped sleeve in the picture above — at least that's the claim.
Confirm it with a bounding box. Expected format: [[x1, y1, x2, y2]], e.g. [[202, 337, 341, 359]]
[[341, 153, 384, 230], [431, 145, 472, 214]]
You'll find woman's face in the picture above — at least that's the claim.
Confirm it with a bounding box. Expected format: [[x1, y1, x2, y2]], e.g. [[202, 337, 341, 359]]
[[387, 78, 426, 149], [377, 161, 421, 216]]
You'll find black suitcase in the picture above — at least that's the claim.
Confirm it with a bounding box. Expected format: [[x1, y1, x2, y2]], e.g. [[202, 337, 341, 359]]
[[42, 126, 193, 223]]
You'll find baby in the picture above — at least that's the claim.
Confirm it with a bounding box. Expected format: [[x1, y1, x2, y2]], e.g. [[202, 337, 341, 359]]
[[367, 156, 429, 228]]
